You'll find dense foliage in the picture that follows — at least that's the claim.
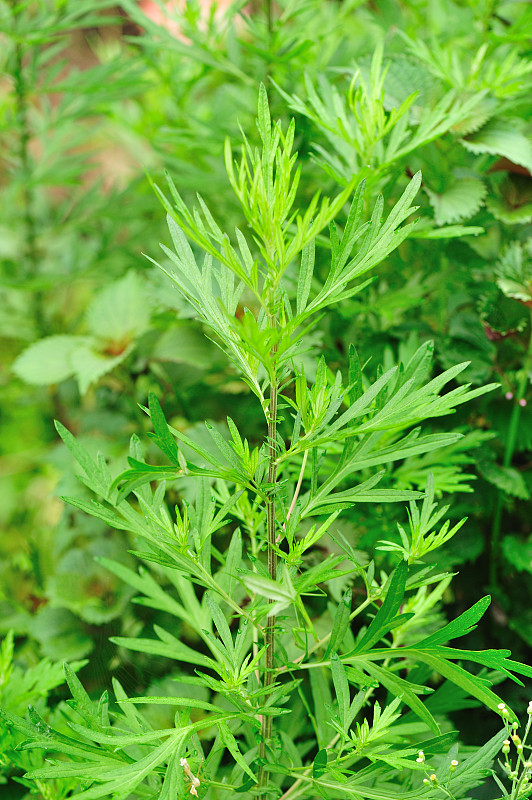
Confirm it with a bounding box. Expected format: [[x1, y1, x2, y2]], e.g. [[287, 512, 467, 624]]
[[1, 1, 532, 798]]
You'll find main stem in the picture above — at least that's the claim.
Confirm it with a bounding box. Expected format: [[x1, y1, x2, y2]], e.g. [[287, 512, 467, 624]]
[[258, 315, 279, 792], [490, 309, 532, 589]]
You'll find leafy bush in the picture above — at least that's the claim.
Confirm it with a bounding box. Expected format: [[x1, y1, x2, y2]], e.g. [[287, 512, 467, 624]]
[[2, 0, 532, 797], [3, 82, 532, 800]]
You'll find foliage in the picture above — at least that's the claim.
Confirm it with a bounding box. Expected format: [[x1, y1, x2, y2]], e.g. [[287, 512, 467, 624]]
[[2, 0, 532, 797], [2, 83, 531, 800]]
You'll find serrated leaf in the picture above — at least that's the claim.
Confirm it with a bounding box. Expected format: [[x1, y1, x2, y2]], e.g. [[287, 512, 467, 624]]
[[461, 119, 532, 172], [86, 271, 151, 343], [426, 178, 486, 225], [12, 334, 87, 385], [71, 341, 132, 394], [478, 287, 529, 335], [152, 323, 216, 368], [450, 98, 496, 136], [487, 195, 532, 225], [502, 536, 532, 573]]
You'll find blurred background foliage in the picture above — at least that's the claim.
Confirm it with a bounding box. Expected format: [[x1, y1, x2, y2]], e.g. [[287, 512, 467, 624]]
[[1, 0, 532, 794]]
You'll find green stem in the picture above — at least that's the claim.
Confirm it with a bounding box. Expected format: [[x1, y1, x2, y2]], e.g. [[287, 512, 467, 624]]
[[258, 320, 279, 793], [490, 310, 532, 589]]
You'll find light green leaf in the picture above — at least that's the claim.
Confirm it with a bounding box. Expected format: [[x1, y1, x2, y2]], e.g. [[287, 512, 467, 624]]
[[110, 630, 215, 669], [119, 694, 225, 713], [70, 341, 132, 394], [61, 497, 136, 532], [330, 653, 349, 727], [487, 195, 532, 225], [297, 239, 315, 315], [361, 661, 438, 734], [219, 721, 257, 780], [310, 666, 333, 747], [86, 271, 151, 342], [446, 729, 506, 797], [12, 334, 87, 385], [415, 596, 491, 648], [404, 650, 509, 718], [460, 119, 532, 172], [313, 749, 328, 779], [63, 662, 101, 728], [410, 223, 484, 239], [242, 572, 296, 604], [152, 323, 217, 369], [426, 178, 486, 225], [55, 421, 109, 497], [449, 98, 496, 136]]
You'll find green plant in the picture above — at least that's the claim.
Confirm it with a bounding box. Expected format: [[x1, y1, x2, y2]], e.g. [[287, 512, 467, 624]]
[[277, 6, 532, 653], [0, 630, 86, 796], [488, 241, 532, 589], [3, 85, 532, 800], [488, 701, 532, 800], [0, 0, 163, 658], [2, 0, 391, 664]]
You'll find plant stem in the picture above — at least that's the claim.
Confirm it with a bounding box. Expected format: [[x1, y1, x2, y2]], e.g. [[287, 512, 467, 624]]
[[258, 321, 279, 792], [490, 310, 532, 589]]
